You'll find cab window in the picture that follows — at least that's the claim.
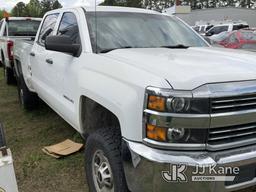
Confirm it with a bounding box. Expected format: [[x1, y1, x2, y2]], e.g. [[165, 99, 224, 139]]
[[210, 26, 229, 35], [57, 12, 81, 44], [38, 13, 59, 46], [229, 33, 239, 44]]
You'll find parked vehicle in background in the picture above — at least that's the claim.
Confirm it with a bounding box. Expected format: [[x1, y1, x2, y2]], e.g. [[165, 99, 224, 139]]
[[214, 30, 256, 51], [0, 17, 41, 84], [210, 31, 230, 42], [192, 24, 213, 34], [205, 22, 249, 36], [209, 31, 231, 46], [13, 6, 256, 192]]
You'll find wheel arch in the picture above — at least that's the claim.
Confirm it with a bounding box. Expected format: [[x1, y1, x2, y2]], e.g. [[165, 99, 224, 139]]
[[79, 95, 122, 137], [1, 50, 4, 63], [13, 56, 22, 78]]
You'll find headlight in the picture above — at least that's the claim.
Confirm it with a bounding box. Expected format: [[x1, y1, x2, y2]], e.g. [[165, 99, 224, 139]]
[[145, 124, 207, 144], [167, 97, 190, 112], [146, 87, 209, 114], [144, 86, 209, 148]]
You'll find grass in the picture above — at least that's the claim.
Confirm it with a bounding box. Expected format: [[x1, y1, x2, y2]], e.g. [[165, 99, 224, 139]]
[[1, 68, 256, 192], [0, 68, 88, 192]]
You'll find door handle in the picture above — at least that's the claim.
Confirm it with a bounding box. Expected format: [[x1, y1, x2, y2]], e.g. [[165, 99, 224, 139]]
[[30, 52, 35, 57], [46, 59, 53, 65]]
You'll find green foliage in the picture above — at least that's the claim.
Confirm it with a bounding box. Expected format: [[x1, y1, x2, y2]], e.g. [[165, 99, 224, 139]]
[[25, 0, 41, 17], [11, 0, 63, 17], [11, 2, 27, 17], [100, 0, 256, 11], [0, 10, 4, 20], [0, 10, 10, 20], [40, 0, 62, 17]]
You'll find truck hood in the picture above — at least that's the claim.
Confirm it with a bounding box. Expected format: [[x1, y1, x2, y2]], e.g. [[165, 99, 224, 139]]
[[103, 47, 256, 90]]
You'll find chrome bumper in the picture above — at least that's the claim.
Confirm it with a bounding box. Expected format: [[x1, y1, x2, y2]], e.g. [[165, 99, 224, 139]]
[[122, 139, 256, 192]]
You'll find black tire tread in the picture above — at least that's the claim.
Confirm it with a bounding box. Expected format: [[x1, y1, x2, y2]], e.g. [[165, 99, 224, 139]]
[[0, 123, 6, 148], [5, 67, 16, 85], [85, 127, 129, 192], [17, 75, 39, 110]]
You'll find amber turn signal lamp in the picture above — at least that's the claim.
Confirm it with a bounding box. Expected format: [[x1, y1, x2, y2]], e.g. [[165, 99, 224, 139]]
[[147, 95, 166, 111], [146, 124, 167, 142]]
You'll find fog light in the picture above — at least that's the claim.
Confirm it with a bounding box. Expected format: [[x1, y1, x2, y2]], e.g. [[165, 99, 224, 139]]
[[167, 128, 186, 142]]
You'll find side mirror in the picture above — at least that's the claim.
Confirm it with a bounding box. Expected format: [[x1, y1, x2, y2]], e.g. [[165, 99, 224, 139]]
[[45, 35, 81, 57]]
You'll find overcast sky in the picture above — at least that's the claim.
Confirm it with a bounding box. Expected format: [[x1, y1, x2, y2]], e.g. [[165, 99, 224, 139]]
[[0, 0, 101, 11]]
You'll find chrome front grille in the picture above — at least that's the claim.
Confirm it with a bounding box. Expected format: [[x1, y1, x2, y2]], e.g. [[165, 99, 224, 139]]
[[208, 122, 256, 148], [211, 94, 256, 113]]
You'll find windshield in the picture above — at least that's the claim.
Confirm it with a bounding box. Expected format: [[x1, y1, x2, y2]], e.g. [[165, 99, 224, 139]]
[[86, 12, 208, 53], [8, 20, 41, 36]]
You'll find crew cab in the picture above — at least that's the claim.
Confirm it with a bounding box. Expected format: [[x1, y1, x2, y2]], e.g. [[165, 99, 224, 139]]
[[0, 17, 41, 84], [13, 6, 256, 192]]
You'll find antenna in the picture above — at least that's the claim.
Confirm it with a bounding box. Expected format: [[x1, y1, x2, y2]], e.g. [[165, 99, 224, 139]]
[[94, 0, 98, 53]]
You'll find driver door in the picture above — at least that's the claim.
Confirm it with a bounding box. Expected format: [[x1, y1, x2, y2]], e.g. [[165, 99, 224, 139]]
[[44, 11, 82, 126]]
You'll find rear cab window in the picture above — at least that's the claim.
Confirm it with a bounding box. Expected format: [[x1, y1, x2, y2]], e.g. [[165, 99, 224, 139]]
[[38, 13, 59, 46], [7, 19, 41, 36]]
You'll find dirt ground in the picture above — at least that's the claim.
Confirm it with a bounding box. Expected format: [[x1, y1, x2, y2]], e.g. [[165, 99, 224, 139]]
[[0, 68, 88, 192]]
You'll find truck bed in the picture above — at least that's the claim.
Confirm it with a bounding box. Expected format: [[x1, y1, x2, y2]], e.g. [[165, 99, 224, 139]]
[[13, 39, 35, 90]]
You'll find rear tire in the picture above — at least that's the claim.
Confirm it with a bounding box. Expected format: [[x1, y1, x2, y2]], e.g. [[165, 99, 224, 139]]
[[4, 66, 16, 85], [17, 75, 39, 110], [85, 127, 129, 192], [0, 123, 6, 148]]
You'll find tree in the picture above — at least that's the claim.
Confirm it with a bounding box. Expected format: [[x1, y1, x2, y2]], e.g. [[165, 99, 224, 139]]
[[52, 0, 62, 9], [40, 0, 62, 16], [40, 0, 52, 15], [11, 0, 63, 18], [11, 2, 26, 17], [0, 10, 11, 20], [25, 0, 42, 17], [0, 10, 5, 20]]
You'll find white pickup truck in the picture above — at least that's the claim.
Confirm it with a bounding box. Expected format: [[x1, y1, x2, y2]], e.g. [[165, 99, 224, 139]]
[[0, 17, 41, 84], [13, 6, 256, 192]]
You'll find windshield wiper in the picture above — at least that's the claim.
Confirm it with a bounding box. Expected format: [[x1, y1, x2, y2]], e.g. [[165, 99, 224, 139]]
[[161, 44, 190, 49], [99, 46, 133, 53]]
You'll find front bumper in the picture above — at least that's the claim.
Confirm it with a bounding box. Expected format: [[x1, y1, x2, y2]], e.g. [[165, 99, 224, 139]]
[[122, 139, 256, 192]]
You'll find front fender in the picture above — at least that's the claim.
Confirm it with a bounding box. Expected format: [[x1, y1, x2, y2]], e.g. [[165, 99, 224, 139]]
[[77, 65, 170, 142]]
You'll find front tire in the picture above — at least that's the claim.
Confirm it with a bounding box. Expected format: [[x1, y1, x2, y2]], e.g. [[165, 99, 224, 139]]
[[17, 75, 39, 110], [85, 127, 129, 192]]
